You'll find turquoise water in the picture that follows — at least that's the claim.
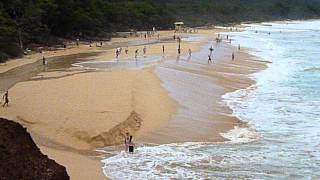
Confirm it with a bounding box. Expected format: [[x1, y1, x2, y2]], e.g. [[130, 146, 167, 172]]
[[102, 21, 320, 179]]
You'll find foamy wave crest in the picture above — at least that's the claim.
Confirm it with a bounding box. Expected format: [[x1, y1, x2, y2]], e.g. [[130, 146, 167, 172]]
[[102, 143, 214, 179], [220, 126, 260, 143], [221, 86, 261, 143]]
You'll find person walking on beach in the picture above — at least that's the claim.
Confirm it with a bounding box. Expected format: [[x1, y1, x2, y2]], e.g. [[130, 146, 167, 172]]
[[208, 55, 212, 64], [125, 47, 128, 54], [209, 46, 214, 56], [2, 91, 9, 107], [232, 52, 235, 61], [188, 48, 192, 56], [238, 44, 241, 51]]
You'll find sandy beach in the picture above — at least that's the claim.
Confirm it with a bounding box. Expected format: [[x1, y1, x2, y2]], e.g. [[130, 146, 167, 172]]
[[0, 28, 266, 179]]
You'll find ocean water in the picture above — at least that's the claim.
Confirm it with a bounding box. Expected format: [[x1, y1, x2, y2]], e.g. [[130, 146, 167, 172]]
[[102, 21, 320, 179]]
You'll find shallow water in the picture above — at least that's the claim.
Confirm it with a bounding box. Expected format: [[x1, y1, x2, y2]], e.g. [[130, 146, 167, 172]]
[[102, 20, 320, 179], [0, 53, 97, 92], [73, 56, 163, 70]]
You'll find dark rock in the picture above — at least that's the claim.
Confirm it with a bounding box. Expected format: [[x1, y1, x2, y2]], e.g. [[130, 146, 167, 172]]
[[0, 118, 69, 180]]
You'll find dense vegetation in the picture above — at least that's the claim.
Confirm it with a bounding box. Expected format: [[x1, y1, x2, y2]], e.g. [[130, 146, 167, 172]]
[[166, 0, 320, 26], [1, 0, 320, 61]]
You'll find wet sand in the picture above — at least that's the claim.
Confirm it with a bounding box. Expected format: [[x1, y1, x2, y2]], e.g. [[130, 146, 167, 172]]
[[138, 37, 267, 144], [0, 29, 266, 179]]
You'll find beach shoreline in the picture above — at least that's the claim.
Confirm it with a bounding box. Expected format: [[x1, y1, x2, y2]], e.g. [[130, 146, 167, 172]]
[[0, 28, 267, 179]]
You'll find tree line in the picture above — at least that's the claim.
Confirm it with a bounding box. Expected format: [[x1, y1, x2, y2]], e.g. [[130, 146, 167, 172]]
[[1, 0, 320, 61]]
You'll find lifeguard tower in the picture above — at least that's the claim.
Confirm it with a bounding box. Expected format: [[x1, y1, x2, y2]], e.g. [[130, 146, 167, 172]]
[[174, 22, 184, 32]]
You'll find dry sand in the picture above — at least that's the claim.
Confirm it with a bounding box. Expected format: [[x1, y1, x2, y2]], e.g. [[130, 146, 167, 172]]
[[0, 29, 266, 179]]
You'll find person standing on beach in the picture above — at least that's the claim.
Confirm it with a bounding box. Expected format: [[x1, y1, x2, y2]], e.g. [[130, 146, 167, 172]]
[[42, 56, 46, 65], [216, 37, 219, 44], [238, 44, 241, 51], [116, 49, 119, 58], [2, 91, 9, 107], [232, 52, 235, 61], [143, 46, 147, 56], [162, 45, 165, 55], [125, 47, 128, 54], [226, 35, 229, 40], [135, 49, 139, 59], [189, 48, 192, 56]]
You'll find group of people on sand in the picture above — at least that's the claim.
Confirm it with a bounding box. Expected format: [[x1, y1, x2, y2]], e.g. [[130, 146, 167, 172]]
[[214, 34, 241, 62], [112, 32, 239, 64], [115, 45, 150, 60]]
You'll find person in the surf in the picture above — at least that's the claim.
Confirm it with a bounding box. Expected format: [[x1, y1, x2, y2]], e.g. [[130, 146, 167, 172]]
[[124, 132, 130, 152], [128, 136, 134, 153]]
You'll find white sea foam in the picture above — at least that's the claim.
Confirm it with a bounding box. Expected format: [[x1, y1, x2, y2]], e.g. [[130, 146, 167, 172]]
[[220, 126, 260, 143], [102, 143, 212, 179]]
